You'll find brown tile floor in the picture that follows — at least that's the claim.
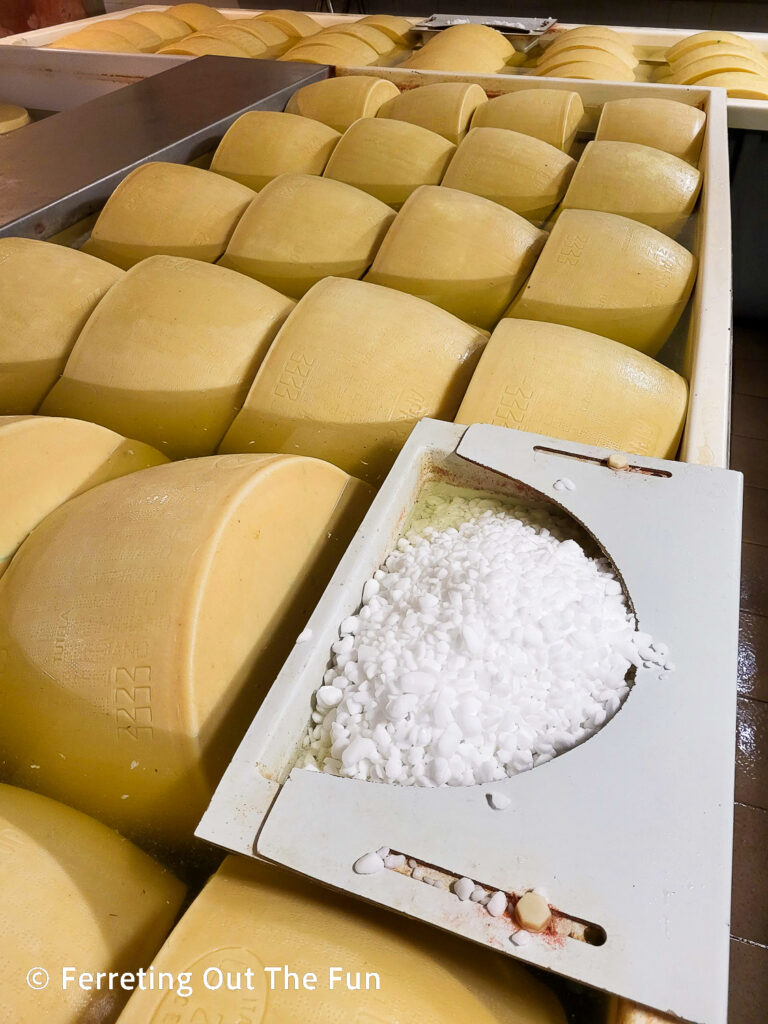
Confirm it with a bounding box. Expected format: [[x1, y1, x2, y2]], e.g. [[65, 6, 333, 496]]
[[730, 321, 768, 1024]]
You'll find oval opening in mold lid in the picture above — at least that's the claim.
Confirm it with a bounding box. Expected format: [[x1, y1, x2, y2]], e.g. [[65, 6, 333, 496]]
[[302, 478, 672, 788]]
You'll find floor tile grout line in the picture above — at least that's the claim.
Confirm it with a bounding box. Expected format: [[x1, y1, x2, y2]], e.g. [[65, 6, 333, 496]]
[[734, 800, 768, 813], [730, 935, 768, 950]]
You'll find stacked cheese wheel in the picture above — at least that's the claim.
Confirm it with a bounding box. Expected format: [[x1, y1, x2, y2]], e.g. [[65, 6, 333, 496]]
[[534, 25, 639, 82], [657, 30, 768, 97], [402, 22, 522, 73]]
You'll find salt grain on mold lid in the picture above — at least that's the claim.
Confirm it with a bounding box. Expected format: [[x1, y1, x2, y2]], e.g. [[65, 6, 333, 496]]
[[0, 102, 30, 134]]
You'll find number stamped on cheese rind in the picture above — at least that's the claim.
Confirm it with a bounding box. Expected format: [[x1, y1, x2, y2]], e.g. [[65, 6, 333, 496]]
[[273, 352, 315, 401], [555, 232, 586, 267], [491, 382, 533, 428], [390, 387, 426, 421], [113, 666, 154, 740]]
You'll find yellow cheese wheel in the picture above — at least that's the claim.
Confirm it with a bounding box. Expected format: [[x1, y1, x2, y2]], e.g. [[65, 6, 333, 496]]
[[0, 454, 370, 851], [537, 44, 637, 73], [0, 102, 30, 133], [210, 110, 340, 191], [665, 29, 762, 63], [0, 238, 123, 414], [561, 140, 701, 236], [279, 42, 375, 66], [365, 185, 545, 329], [219, 277, 487, 483], [543, 25, 628, 49], [219, 174, 395, 298], [49, 28, 138, 52], [206, 25, 270, 57], [0, 784, 186, 1024], [669, 53, 768, 83], [169, 3, 226, 31], [0, 415, 166, 577], [456, 319, 688, 458], [159, 34, 250, 57], [537, 59, 634, 82], [470, 89, 584, 152], [284, 75, 400, 133], [323, 117, 455, 209], [359, 14, 415, 45], [540, 33, 637, 66], [125, 11, 190, 43], [669, 42, 768, 72], [403, 42, 506, 73], [115, 856, 566, 1024], [81, 161, 253, 269], [226, 18, 291, 55], [691, 72, 768, 98], [426, 23, 515, 61], [102, 18, 162, 52], [41, 255, 294, 459], [441, 126, 577, 224], [376, 82, 487, 144], [506, 210, 697, 356], [254, 8, 321, 38], [332, 23, 399, 56], [595, 98, 707, 165]]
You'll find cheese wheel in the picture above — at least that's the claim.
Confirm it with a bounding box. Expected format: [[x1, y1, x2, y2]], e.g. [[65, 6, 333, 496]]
[[0, 238, 123, 414], [506, 210, 697, 356], [115, 857, 566, 1024], [285, 76, 400, 133], [470, 89, 584, 152], [665, 30, 762, 64], [0, 415, 167, 577], [669, 42, 768, 72], [205, 25, 270, 57], [0, 102, 30, 134], [537, 44, 637, 73], [595, 98, 707, 165], [169, 3, 226, 31], [456, 319, 688, 458], [82, 162, 253, 269], [359, 14, 415, 45], [0, 454, 371, 851], [365, 186, 545, 329], [669, 53, 768, 83], [561, 140, 701, 236], [219, 174, 395, 299], [254, 8, 321, 38], [441, 126, 577, 224], [425, 23, 515, 61], [0, 784, 186, 1024], [210, 111, 340, 192], [543, 25, 628, 48], [691, 72, 768, 98], [159, 34, 250, 57], [376, 82, 487, 144], [332, 24, 399, 56], [279, 42, 376, 66], [218, 18, 289, 57], [101, 18, 162, 52], [41, 255, 294, 459], [125, 11, 190, 43], [537, 59, 634, 82], [49, 28, 139, 52], [540, 33, 637, 66], [403, 42, 506, 73], [219, 277, 487, 483], [323, 118, 455, 209]]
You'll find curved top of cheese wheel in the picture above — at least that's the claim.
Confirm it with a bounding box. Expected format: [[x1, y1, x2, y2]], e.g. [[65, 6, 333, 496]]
[[205, 25, 269, 57], [470, 88, 584, 151], [41, 254, 294, 458], [359, 14, 415, 44], [169, 3, 226, 31], [561, 139, 702, 236], [442, 126, 577, 224], [0, 415, 167, 577], [210, 110, 340, 191], [285, 32, 378, 62], [219, 276, 487, 482], [425, 22, 514, 60], [0, 102, 30, 134], [0, 783, 186, 1024], [284, 75, 400, 133], [537, 40, 638, 71], [125, 11, 190, 42], [669, 53, 768, 83], [223, 18, 291, 54], [595, 97, 706, 165], [159, 33, 250, 57], [116, 856, 567, 1024], [376, 82, 487, 144], [537, 59, 635, 82], [365, 185, 546, 330], [0, 237, 123, 414], [506, 209, 697, 356], [543, 25, 628, 48], [100, 18, 162, 52], [669, 41, 768, 72], [456, 318, 688, 460], [49, 28, 139, 52], [82, 161, 253, 269], [219, 173, 395, 298], [690, 72, 768, 97], [279, 42, 376, 66], [541, 32, 635, 61], [323, 117, 455, 208], [0, 454, 370, 851], [403, 42, 506, 73], [665, 30, 761, 63], [331, 23, 398, 55], [254, 8, 321, 37]]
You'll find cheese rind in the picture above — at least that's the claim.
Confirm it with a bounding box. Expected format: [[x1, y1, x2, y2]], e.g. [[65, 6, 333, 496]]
[[0, 238, 123, 414], [125, 11, 190, 42], [285, 76, 401, 133], [543, 25, 628, 48], [690, 73, 768, 98], [210, 111, 340, 191], [96, 19, 161, 52], [669, 53, 768, 83], [41, 255, 294, 459], [0, 454, 370, 850], [594, 98, 706, 165], [0, 415, 167, 577], [365, 185, 545, 329], [561, 140, 701, 236], [225, 18, 291, 55], [0, 102, 30, 133], [332, 23, 399, 56], [158, 34, 250, 57], [403, 43, 506, 73], [0, 783, 186, 1024], [170, 3, 226, 30], [423, 23, 515, 61], [669, 42, 768, 72], [219, 174, 395, 298], [665, 30, 762, 63], [254, 8, 321, 38], [49, 28, 139, 52], [441, 126, 577, 224], [456, 319, 688, 459], [82, 162, 254, 269], [540, 34, 638, 67], [505, 209, 697, 356], [323, 117, 455, 208], [206, 26, 270, 57], [376, 82, 487, 144], [536, 59, 634, 82], [470, 89, 584, 151], [219, 277, 487, 483], [284, 32, 377, 63], [359, 14, 415, 45], [115, 856, 566, 1024]]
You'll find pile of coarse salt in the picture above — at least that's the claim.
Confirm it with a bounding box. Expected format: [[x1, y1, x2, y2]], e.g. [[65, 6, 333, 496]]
[[303, 487, 670, 787]]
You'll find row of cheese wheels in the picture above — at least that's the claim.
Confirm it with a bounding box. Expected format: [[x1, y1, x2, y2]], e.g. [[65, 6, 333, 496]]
[[0, 782, 566, 1022], [534, 24, 639, 83], [652, 29, 768, 98]]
